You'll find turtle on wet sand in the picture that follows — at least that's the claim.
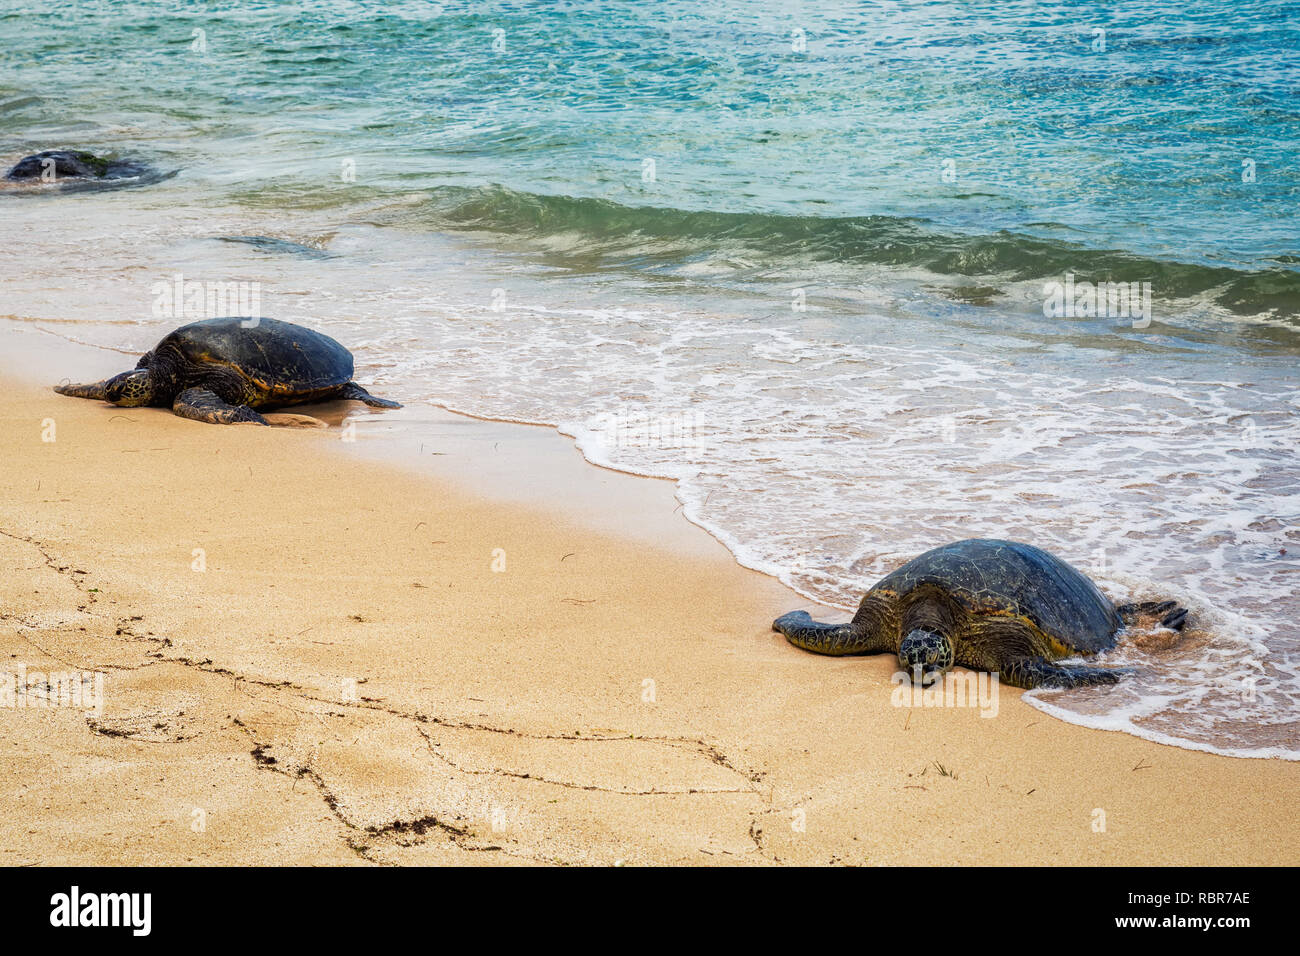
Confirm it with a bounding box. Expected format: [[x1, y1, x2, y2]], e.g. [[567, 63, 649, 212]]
[[54, 317, 401, 426], [773, 538, 1188, 689]]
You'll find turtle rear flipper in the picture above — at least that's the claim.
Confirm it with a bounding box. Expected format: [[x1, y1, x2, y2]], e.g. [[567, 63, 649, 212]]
[[338, 381, 401, 408], [172, 387, 269, 426], [1158, 606, 1189, 631], [1001, 657, 1134, 690], [1117, 600, 1189, 631], [54, 380, 110, 401]]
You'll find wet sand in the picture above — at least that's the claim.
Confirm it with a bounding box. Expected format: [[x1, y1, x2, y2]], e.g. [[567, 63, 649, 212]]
[[0, 326, 1294, 865]]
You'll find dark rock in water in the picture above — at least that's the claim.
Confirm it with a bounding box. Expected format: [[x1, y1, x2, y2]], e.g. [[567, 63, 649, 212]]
[[3, 149, 174, 191]]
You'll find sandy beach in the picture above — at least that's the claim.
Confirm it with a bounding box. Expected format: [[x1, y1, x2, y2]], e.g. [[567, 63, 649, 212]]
[[1, 330, 1294, 866]]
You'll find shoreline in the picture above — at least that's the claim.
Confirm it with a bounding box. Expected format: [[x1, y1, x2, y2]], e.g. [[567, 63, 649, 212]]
[[1, 328, 1296, 865]]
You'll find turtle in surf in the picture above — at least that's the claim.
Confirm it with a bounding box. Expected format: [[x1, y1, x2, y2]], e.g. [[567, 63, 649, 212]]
[[773, 538, 1187, 689]]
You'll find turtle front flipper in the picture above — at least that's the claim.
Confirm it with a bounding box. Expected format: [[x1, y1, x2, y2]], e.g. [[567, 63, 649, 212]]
[[774, 611, 883, 656], [172, 387, 269, 426], [338, 382, 401, 409], [54, 380, 111, 401], [1000, 656, 1133, 690]]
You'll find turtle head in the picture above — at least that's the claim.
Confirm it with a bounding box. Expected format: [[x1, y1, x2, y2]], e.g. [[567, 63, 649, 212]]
[[899, 629, 954, 686], [103, 369, 155, 406]]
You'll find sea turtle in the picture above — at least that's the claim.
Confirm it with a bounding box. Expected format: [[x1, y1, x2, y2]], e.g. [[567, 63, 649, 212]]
[[54, 317, 401, 426], [4, 149, 172, 190], [216, 235, 336, 260], [773, 538, 1187, 689]]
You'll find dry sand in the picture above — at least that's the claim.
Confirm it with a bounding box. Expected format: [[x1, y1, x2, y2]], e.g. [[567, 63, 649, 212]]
[[0, 327, 1295, 865]]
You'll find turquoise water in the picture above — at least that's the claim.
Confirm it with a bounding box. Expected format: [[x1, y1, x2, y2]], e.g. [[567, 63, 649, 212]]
[[4, 0, 1298, 311], [1, 0, 1298, 757]]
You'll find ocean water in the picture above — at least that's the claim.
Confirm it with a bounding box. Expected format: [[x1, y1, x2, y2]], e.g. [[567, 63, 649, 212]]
[[1, 0, 1297, 758]]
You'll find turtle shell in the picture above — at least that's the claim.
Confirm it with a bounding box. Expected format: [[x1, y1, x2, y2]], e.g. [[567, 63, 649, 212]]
[[158, 317, 354, 394], [867, 538, 1120, 653]]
